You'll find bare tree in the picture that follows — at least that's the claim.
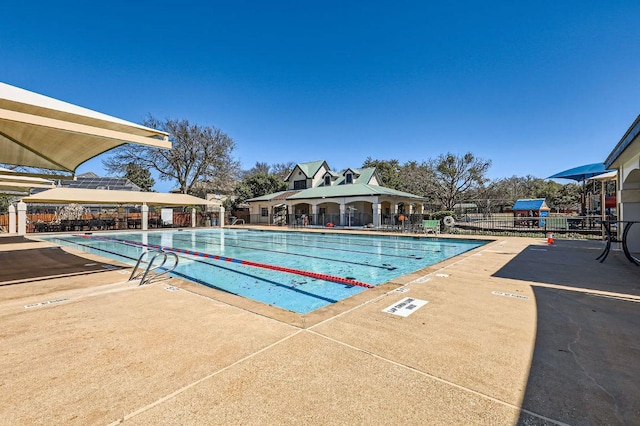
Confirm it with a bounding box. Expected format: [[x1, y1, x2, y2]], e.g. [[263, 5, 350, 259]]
[[399, 160, 433, 198], [103, 116, 239, 194], [270, 162, 296, 181], [427, 152, 492, 210]]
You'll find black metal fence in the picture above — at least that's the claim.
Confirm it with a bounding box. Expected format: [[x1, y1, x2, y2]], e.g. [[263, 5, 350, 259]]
[[228, 212, 606, 239], [451, 214, 605, 239]]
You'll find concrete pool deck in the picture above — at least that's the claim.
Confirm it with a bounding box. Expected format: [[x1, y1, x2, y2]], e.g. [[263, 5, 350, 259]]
[[0, 230, 638, 425]]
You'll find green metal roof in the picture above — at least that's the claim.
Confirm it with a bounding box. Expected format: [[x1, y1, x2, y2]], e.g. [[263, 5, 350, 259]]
[[333, 167, 376, 185], [285, 160, 327, 181], [245, 190, 297, 202], [287, 183, 424, 200]]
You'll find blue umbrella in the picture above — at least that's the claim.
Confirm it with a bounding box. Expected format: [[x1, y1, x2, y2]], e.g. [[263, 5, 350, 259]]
[[548, 163, 614, 215], [548, 163, 613, 182]]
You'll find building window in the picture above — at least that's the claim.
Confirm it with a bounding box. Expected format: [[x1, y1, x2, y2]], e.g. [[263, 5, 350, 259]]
[[261, 208, 268, 217], [294, 180, 307, 190], [345, 173, 353, 184], [324, 176, 331, 186]]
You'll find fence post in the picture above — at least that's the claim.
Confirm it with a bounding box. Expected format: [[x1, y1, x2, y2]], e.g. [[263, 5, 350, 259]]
[[219, 206, 225, 228]]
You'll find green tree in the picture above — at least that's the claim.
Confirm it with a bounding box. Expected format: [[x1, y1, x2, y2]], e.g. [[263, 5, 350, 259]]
[[124, 163, 155, 191], [553, 183, 582, 212], [232, 173, 287, 209], [362, 157, 403, 190], [0, 195, 11, 214], [103, 116, 239, 194]]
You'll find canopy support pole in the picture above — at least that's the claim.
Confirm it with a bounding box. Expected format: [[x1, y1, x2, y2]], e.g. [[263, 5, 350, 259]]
[[142, 204, 149, 231], [17, 201, 27, 235], [8, 204, 16, 234]]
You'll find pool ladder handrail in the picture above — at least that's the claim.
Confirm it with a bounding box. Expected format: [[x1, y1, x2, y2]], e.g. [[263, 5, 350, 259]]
[[129, 248, 179, 286]]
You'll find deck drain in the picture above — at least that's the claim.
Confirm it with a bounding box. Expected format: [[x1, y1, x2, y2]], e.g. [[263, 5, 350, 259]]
[[410, 275, 431, 284]]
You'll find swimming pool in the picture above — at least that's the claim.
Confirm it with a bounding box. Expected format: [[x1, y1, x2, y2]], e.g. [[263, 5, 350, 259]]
[[42, 229, 487, 314]]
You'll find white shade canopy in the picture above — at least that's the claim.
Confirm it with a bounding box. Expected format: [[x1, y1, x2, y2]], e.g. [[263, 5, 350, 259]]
[[0, 82, 171, 173], [0, 166, 55, 195], [22, 187, 220, 207], [588, 171, 617, 181]]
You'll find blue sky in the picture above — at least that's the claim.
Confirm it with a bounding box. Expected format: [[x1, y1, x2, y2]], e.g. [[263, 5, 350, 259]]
[[3, 1, 640, 192]]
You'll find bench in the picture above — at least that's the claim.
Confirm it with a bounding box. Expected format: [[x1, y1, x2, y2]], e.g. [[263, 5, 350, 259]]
[[544, 217, 568, 230], [422, 220, 440, 234]]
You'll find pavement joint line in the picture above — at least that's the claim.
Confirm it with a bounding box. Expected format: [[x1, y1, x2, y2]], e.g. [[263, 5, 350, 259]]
[[532, 284, 640, 301], [108, 236, 541, 424], [307, 329, 571, 426], [585, 293, 640, 303], [107, 328, 305, 426], [309, 239, 512, 331]]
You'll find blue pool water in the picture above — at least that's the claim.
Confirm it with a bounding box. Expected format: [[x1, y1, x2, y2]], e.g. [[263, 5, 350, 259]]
[[42, 229, 487, 314]]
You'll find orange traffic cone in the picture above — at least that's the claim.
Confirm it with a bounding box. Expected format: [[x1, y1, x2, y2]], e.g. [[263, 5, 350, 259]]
[[547, 232, 554, 245]]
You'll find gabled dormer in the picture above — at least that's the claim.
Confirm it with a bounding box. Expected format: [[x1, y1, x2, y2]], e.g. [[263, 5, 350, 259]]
[[321, 170, 340, 186], [342, 168, 360, 184], [284, 160, 331, 190]]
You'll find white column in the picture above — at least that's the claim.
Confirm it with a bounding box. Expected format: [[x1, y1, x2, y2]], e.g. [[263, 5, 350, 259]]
[[372, 202, 381, 228], [8, 204, 16, 234], [311, 204, 318, 226], [339, 203, 346, 226], [393, 203, 399, 225], [191, 207, 197, 228], [141, 204, 149, 231], [219, 206, 225, 228], [17, 201, 27, 235]]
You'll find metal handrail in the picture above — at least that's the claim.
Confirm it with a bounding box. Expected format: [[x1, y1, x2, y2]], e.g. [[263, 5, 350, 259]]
[[129, 249, 179, 286]]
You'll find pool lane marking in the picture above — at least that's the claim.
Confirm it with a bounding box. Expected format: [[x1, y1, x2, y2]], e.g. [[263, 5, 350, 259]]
[[77, 235, 375, 289], [242, 230, 473, 251], [213, 231, 450, 254], [179, 233, 431, 260], [62, 236, 340, 303], [165, 234, 399, 271]]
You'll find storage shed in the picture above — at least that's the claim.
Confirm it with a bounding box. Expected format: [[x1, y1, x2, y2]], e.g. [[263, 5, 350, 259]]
[[512, 199, 550, 227]]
